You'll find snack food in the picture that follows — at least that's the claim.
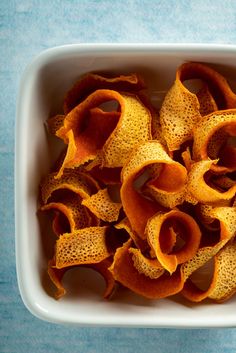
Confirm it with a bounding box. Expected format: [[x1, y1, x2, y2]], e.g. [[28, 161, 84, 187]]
[[40, 66, 236, 304]]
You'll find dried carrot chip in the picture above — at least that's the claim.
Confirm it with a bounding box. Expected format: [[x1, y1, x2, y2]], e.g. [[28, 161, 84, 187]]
[[193, 109, 236, 173], [129, 248, 165, 279], [146, 210, 201, 274], [82, 188, 122, 222], [55, 226, 111, 269], [47, 114, 65, 135], [51, 211, 70, 236], [63, 73, 146, 114], [180, 207, 236, 301], [109, 240, 183, 299], [160, 62, 236, 151], [121, 141, 187, 237], [41, 169, 99, 204], [56, 90, 152, 177], [41, 192, 92, 232], [114, 218, 148, 252], [48, 258, 68, 299], [48, 257, 116, 299], [187, 160, 236, 204], [197, 84, 218, 116]]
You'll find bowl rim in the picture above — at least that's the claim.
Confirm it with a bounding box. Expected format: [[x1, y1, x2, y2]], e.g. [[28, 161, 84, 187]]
[[15, 43, 236, 327]]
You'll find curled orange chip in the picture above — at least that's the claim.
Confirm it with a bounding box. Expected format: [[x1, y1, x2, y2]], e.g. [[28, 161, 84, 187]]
[[56, 90, 152, 177], [47, 114, 65, 135], [55, 226, 111, 269], [48, 257, 116, 300], [82, 188, 122, 223], [41, 192, 92, 232], [180, 207, 236, 301], [146, 210, 201, 274], [48, 258, 68, 299], [208, 241, 236, 302], [182, 241, 236, 303], [187, 160, 236, 204], [114, 218, 148, 252], [181, 147, 193, 172], [51, 211, 70, 236], [176, 62, 236, 109], [129, 248, 165, 279], [63, 73, 146, 114], [160, 62, 236, 151], [41, 169, 99, 204], [197, 84, 218, 116], [193, 110, 236, 173], [121, 141, 187, 237], [109, 240, 183, 300]]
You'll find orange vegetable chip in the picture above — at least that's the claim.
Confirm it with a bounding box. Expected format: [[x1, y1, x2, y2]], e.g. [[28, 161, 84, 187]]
[[180, 207, 236, 302], [41, 169, 99, 204], [109, 240, 183, 300], [129, 248, 165, 279], [48, 257, 116, 300], [82, 188, 122, 222], [55, 226, 111, 269], [181, 147, 193, 172], [56, 90, 152, 177], [114, 218, 148, 252], [51, 211, 70, 236], [41, 192, 92, 232], [48, 258, 68, 299], [160, 62, 236, 151], [193, 110, 236, 173], [47, 114, 65, 136], [146, 210, 201, 274], [197, 84, 218, 116], [63, 73, 146, 114], [187, 160, 236, 204], [182, 240, 236, 303], [121, 141, 187, 237]]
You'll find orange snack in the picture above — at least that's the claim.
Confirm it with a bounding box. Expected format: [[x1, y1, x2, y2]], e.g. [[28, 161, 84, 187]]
[[146, 210, 201, 274], [121, 141, 187, 237], [41, 169, 99, 204], [187, 160, 236, 204], [56, 90, 152, 177], [82, 188, 122, 222], [160, 62, 236, 151], [181, 207, 236, 301], [41, 192, 93, 232], [63, 73, 145, 114], [109, 240, 183, 300], [48, 257, 115, 299], [114, 218, 148, 252], [129, 248, 165, 279], [193, 109, 236, 173], [55, 226, 111, 269]]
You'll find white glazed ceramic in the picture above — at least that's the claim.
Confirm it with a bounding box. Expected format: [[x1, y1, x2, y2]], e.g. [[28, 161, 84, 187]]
[[15, 43, 236, 327]]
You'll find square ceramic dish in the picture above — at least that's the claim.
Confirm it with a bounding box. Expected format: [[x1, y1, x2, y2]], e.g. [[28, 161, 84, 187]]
[[15, 43, 236, 327]]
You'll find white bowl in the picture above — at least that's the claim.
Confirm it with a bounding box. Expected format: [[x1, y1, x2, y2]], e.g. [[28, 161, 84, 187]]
[[15, 43, 236, 327]]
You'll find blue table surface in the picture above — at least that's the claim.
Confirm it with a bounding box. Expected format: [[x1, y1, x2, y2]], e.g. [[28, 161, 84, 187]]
[[1, 1, 236, 352]]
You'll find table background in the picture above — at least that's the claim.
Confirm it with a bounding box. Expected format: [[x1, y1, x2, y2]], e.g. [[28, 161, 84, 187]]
[[1, 1, 236, 352]]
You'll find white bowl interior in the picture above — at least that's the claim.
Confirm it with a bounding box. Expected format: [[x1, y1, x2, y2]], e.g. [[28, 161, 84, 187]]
[[16, 45, 236, 326]]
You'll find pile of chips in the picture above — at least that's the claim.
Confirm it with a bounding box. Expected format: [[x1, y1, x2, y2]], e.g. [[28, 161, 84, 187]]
[[40, 63, 236, 303]]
